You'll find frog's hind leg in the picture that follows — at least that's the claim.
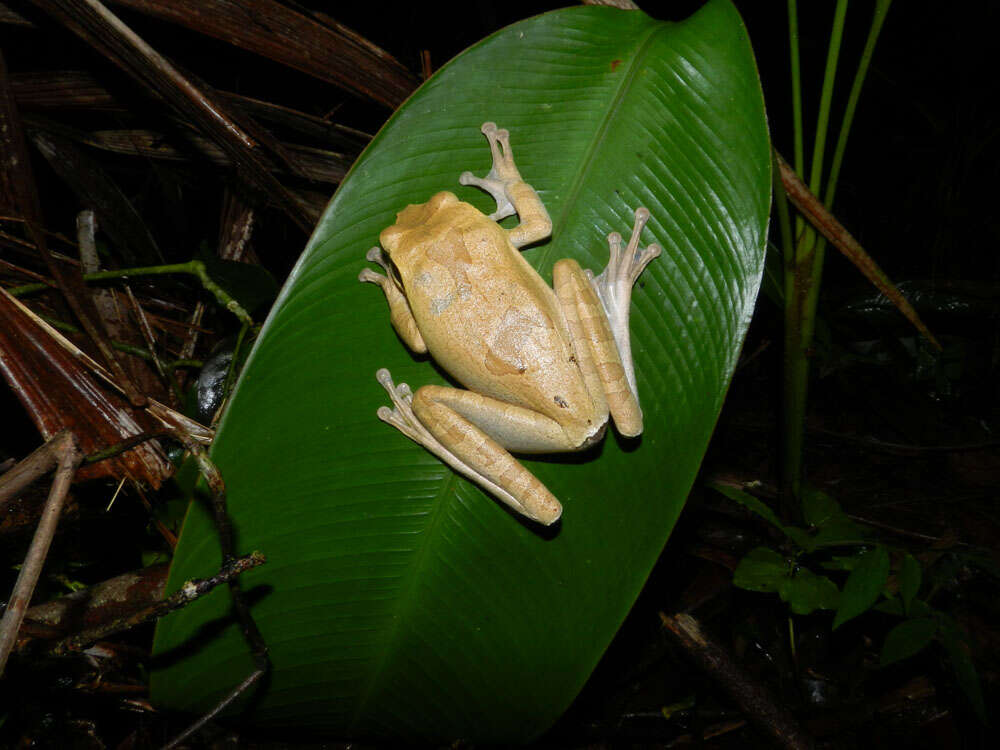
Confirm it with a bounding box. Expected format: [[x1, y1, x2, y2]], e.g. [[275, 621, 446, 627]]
[[373, 369, 563, 525], [459, 122, 552, 248], [586, 208, 661, 400], [554, 258, 641, 438]]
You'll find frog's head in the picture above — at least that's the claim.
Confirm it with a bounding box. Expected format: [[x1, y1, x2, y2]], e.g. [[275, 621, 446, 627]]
[[380, 191, 462, 259]]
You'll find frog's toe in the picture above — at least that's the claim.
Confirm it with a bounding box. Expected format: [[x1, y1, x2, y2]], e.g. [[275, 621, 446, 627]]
[[594, 208, 660, 294], [480, 121, 518, 180], [374, 368, 430, 444], [360, 247, 394, 286], [458, 121, 524, 216]]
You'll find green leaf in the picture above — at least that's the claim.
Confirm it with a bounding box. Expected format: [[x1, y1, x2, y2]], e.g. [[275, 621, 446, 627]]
[[709, 483, 815, 551], [938, 618, 987, 722], [820, 553, 863, 572], [879, 617, 937, 666], [809, 517, 869, 549], [710, 484, 798, 535], [733, 548, 839, 615], [780, 567, 840, 615], [151, 3, 770, 742], [709, 484, 869, 553], [833, 545, 890, 629], [800, 487, 868, 548], [874, 597, 931, 618], [734, 547, 790, 593], [198, 248, 278, 317], [899, 553, 921, 614], [800, 486, 845, 528]]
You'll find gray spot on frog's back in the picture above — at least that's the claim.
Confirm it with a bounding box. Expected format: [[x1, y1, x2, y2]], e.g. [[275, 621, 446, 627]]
[[431, 294, 455, 315]]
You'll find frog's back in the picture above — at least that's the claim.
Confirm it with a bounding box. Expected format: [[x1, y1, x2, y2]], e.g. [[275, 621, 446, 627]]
[[381, 192, 593, 424]]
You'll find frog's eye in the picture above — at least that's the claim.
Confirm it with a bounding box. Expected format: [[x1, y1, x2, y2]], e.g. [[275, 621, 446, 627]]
[[386, 255, 404, 286]]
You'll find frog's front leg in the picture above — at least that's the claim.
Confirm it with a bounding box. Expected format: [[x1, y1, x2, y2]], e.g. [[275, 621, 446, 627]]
[[459, 122, 552, 248], [358, 247, 427, 353], [374, 369, 570, 525]]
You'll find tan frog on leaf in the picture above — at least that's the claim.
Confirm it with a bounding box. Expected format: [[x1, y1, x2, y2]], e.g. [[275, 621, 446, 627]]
[[360, 122, 659, 525]]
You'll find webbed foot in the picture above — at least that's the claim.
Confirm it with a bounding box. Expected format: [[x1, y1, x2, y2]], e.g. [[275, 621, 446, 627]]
[[375, 368, 437, 447], [358, 246, 393, 286], [586, 208, 661, 398], [458, 122, 522, 221]]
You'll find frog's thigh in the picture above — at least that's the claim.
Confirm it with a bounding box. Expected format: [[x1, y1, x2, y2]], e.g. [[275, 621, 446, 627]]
[[416, 384, 580, 453], [554, 258, 642, 437], [412, 385, 564, 524]]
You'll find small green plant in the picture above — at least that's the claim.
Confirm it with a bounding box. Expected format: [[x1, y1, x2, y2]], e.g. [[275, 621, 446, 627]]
[[713, 482, 986, 720], [780, 0, 894, 506]]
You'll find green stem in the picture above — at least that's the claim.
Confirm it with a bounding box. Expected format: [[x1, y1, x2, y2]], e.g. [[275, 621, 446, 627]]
[[40, 315, 203, 371], [7, 260, 254, 327], [806, 0, 893, 345], [775, 157, 796, 293], [787, 0, 804, 177], [799, 0, 849, 344], [781, 0, 849, 508], [824, 0, 893, 208], [788, 615, 797, 664], [809, 0, 849, 195], [803, 0, 892, 346], [782, 1, 807, 510], [787, 0, 805, 243], [777, 153, 804, 513]]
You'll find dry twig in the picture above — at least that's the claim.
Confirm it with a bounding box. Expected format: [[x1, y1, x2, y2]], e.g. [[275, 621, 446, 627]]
[[660, 613, 814, 750], [775, 151, 940, 349], [30, 0, 314, 231], [0, 430, 83, 675], [47, 551, 265, 656]]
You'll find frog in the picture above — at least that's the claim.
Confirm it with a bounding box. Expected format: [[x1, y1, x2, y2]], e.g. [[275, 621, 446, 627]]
[[359, 122, 659, 526]]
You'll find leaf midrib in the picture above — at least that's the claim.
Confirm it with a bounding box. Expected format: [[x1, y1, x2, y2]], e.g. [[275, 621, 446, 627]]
[[537, 19, 665, 270], [346, 469, 460, 732]]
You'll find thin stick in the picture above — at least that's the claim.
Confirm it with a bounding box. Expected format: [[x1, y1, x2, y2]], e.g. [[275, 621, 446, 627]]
[[161, 667, 266, 750], [154, 433, 270, 746], [9, 260, 255, 327], [46, 551, 265, 655], [776, 153, 939, 349], [0, 430, 67, 508], [39, 314, 203, 370], [2, 289, 213, 445], [0, 432, 82, 675], [82, 430, 177, 465], [660, 613, 814, 750], [179, 436, 268, 668], [126, 286, 161, 372]]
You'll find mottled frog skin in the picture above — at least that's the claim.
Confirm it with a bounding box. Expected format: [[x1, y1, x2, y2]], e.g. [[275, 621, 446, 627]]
[[360, 123, 659, 525]]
